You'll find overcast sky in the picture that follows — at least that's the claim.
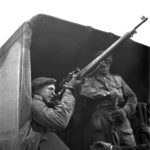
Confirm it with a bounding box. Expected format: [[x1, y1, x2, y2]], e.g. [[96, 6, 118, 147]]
[[0, 0, 149, 47]]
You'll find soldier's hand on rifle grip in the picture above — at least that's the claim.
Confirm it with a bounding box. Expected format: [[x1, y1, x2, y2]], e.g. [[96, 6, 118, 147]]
[[68, 74, 83, 91]]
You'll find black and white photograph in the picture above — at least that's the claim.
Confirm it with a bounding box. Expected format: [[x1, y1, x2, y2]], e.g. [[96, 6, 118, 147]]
[[0, 0, 149, 150]]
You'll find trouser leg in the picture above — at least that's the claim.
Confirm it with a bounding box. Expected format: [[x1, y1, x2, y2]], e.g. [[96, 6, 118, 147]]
[[117, 119, 136, 147]]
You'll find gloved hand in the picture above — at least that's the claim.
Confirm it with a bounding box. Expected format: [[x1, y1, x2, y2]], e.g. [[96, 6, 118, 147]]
[[63, 75, 84, 95], [111, 108, 126, 122], [90, 141, 112, 150], [140, 123, 150, 137], [68, 75, 84, 90]]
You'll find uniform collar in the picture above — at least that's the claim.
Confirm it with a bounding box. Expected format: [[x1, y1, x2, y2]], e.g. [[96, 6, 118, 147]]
[[95, 73, 111, 80], [33, 94, 43, 101]]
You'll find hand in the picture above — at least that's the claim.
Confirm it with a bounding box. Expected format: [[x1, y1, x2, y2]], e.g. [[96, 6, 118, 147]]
[[140, 123, 150, 136], [91, 141, 112, 150], [112, 108, 126, 122], [68, 75, 84, 90]]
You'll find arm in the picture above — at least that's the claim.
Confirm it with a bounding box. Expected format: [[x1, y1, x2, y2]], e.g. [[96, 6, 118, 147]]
[[121, 77, 137, 117], [32, 89, 75, 131]]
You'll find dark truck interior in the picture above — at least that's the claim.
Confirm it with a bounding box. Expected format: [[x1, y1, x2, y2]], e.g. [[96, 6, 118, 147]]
[[29, 14, 149, 149]]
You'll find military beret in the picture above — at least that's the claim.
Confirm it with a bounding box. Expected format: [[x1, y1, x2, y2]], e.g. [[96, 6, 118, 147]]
[[32, 77, 56, 92]]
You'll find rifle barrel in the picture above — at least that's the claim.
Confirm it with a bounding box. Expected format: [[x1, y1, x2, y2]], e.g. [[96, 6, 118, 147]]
[[78, 17, 148, 79], [134, 17, 148, 30]]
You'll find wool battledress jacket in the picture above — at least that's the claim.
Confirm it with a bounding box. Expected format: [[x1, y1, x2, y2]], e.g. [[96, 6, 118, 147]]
[[80, 74, 137, 146], [20, 89, 75, 150]]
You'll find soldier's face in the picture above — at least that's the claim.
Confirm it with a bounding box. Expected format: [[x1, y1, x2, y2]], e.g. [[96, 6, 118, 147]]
[[97, 56, 112, 75], [39, 84, 56, 104], [99, 59, 111, 69], [98, 58, 111, 74]]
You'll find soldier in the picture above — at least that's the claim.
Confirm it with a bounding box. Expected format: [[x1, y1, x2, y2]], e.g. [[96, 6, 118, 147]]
[[22, 76, 81, 150], [80, 51, 137, 148]]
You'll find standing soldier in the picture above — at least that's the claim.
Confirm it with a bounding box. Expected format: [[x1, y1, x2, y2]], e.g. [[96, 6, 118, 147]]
[[80, 51, 137, 148]]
